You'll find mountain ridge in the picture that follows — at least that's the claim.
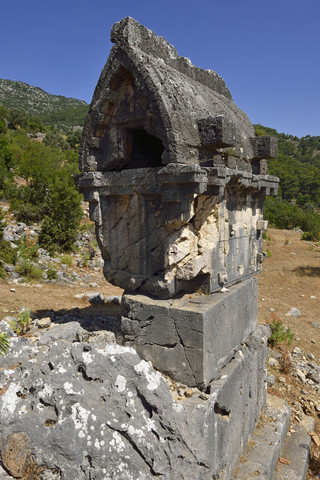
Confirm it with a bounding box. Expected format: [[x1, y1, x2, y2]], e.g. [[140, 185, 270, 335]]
[[0, 78, 89, 127]]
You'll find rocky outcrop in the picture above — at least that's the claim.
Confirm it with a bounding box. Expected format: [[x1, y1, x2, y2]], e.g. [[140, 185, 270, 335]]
[[0, 319, 268, 479]]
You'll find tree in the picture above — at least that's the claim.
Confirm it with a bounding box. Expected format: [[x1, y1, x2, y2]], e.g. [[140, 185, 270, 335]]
[[38, 167, 83, 253], [0, 106, 8, 134], [28, 116, 45, 133], [8, 109, 29, 130], [67, 128, 82, 149], [43, 131, 70, 151]]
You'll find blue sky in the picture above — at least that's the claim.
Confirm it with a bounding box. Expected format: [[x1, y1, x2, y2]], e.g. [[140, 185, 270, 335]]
[[1, 0, 319, 137]]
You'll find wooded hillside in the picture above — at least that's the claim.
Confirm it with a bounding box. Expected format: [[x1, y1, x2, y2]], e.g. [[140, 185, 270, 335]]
[[0, 79, 89, 128], [0, 79, 319, 241], [255, 125, 320, 240]]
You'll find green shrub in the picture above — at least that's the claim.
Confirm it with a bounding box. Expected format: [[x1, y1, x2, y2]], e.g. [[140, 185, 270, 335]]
[[301, 231, 317, 241], [79, 221, 95, 234], [268, 317, 294, 348], [10, 197, 45, 224], [0, 332, 10, 356], [10, 309, 31, 335], [0, 241, 17, 267], [15, 261, 43, 282], [0, 209, 17, 275], [0, 263, 6, 278], [47, 267, 57, 280], [43, 131, 70, 151], [14, 236, 41, 281], [80, 250, 91, 267], [59, 254, 72, 266], [38, 169, 83, 254], [264, 197, 320, 241]]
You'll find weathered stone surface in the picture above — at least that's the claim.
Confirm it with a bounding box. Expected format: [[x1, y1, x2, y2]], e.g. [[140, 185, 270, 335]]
[[0, 464, 14, 480], [38, 317, 51, 328], [252, 135, 278, 160], [117, 277, 258, 387], [76, 17, 279, 299], [0, 322, 268, 480], [273, 415, 315, 480], [79, 17, 276, 171], [234, 395, 291, 479], [77, 166, 277, 298], [1, 432, 31, 478], [37, 321, 89, 346]]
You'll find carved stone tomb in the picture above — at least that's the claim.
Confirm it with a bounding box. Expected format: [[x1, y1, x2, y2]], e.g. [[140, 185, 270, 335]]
[[77, 17, 280, 478]]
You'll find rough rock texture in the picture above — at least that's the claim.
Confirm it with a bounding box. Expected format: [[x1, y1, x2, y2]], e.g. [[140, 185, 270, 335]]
[[79, 17, 276, 171], [0, 320, 268, 480], [76, 17, 279, 299], [234, 395, 291, 479], [77, 165, 278, 299], [1, 432, 31, 478]]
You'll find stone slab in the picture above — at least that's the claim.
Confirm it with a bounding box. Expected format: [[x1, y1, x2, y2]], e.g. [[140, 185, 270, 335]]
[[185, 325, 268, 479], [233, 394, 291, 479], [117, 277, 258, 387], [273, 415, 314, 480]]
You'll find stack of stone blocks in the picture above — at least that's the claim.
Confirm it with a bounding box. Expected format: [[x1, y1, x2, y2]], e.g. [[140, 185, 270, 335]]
[[77, 17, 280, 479]]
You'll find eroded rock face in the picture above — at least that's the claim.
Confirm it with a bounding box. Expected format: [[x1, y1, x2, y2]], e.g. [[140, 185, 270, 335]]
[[77, 164, 278, 299], [79, 17, 277, 171], [0, 321, 268, 479], [1, 432, 31, 478], [76, 17, 279, 299]]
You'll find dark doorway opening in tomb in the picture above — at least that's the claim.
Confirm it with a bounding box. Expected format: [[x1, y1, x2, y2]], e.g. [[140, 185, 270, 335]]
[[126, 129, 164, 169]]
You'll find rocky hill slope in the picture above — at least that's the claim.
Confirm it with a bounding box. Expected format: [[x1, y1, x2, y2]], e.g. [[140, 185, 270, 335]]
[[0, 79, 89, 127]]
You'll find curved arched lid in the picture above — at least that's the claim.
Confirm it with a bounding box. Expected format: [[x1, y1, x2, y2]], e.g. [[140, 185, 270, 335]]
[[79, 17, 277, 173]]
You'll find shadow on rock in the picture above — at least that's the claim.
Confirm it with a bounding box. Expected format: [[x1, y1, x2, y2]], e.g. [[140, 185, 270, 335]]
[[33, 303, 121, 333]]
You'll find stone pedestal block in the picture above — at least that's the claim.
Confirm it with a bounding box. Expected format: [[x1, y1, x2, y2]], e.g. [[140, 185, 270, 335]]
[[183, 326, 268, 479], [117, 277, 258, 387]]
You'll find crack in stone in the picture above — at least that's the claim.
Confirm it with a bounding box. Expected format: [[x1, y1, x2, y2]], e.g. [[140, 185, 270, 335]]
[[107, 424, 164, 477], [157, 418, 203, 464], [169, 311, 197, 386], [142, 342, 178, 349], [214, 402, 231, 421], [108, 202, 131, 232], [127, 228, 160, 249]]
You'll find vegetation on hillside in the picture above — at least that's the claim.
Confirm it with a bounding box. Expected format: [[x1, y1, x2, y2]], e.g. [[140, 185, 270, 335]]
[[0, 207, 17, 277], [0, 105, 83, 256], [0, 79, 89, 128], [255, 125, 320, 241], [0, 77, 319, 258]]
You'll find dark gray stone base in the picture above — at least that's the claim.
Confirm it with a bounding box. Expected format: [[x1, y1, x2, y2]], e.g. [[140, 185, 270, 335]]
[[184, 326, 268, 479], [273, 414, 314, 480], [117, 277, 258, 387], [234, 394, 291, 479]]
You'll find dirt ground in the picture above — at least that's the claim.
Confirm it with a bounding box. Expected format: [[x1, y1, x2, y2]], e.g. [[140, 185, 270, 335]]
[[0, 273, 123, 320], [0, 227, 319, 477], [258, 228, 320, 479]]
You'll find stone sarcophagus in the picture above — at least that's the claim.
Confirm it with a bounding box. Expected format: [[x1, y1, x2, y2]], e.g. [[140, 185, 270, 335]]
[[76, 18, 281, 479], [77, 17, 279, 301]]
